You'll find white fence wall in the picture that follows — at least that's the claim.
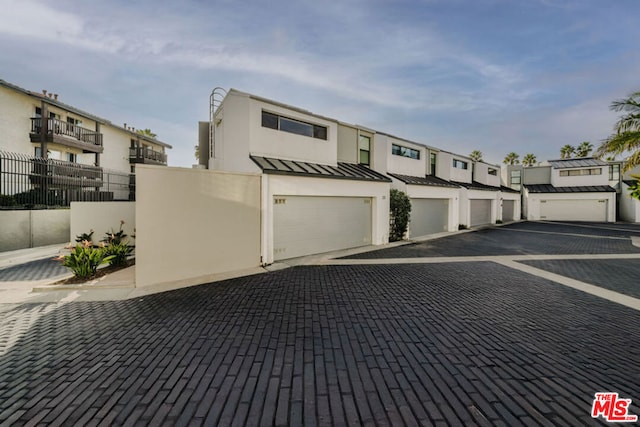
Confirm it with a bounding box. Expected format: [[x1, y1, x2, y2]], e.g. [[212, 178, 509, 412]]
[[135, 165, 262, 288], [0, 209, 69, 251]]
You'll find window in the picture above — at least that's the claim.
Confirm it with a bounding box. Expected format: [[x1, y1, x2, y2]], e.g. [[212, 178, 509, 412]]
[[392, 144, 420, 160], [35, 107, 42, 118], [609, 164, 620, 181], [453, 159, 468, 169], [35, 147, 42, 157], [66, 153, 77, 163], [67, 117, 82, 127], [488, 168, 498, 176], [359, 135, 371, 165], [261, 111, 328, 140], [430, 153, 437, 175], [559, 168, 602, 176], [510, 170, 521, 190]]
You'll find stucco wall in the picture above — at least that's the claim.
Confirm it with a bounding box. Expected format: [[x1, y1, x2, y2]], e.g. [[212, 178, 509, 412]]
[[550, 167, 608, 187], [249, 97, 338, 166], [70, 202, 135, 245], [0, 209, 70, 251], [210, 94, 257, 173], [619, 183, 640, 222], [474, 162, 501, 187], [337, 124, 358, 164], [0, 86, 36, 155], [386, 137, 426, 177], [135, 165, 261, 288]]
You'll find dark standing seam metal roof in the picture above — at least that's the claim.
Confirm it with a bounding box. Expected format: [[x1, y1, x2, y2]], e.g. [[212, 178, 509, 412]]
[[388, 173, 460, 188], [451, 180, 501, 192], [623, 180, 638, 187], [525, 184, 616, 193], [500, 185, 521, 194], [250, 156, 391, 182], [548, 158, 608, 169]]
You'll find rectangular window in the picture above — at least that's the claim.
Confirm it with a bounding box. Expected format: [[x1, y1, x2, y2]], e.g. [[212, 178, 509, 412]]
[[430, 153, 437, 175], [488, 168, 498, 176], [35, 147, 42, 157], [560, 168, 602, 176], [35, 107, 42, 118], [392, 144, 420, 160], [510, 170, 521, 184], [359, 135, 371, 166], [261, 110, 327, 140], [609, 164, 620, 181], [66, 153, 77, 163], [453, 159, 468, 170]]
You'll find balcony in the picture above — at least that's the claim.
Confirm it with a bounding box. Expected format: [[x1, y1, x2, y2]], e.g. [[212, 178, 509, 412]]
[[29, 159, 104, 188], [30, 117, 104, 153], [129, 146, 167, 165]]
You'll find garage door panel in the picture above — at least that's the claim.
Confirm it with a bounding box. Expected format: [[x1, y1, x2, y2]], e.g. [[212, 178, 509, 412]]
[[274, 196, 372, 260], [410, 198, 449, 237], [470, 199, 492, 226], [502, 200, 515, 222], [540, 199, 607, 222]]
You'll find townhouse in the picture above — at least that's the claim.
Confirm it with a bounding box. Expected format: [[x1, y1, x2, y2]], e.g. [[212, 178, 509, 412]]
[[503, 158, 618, 222], [0, 78, 172, 175], [199, 88, 522, 262]]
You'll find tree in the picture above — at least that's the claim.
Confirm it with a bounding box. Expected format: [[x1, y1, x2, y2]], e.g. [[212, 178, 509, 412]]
[[560, 144, 575, 159], [503, 152, 520, 165], [194, 145, 200, 160], [136, 128, 157, 139], [389, 189, 411, 242], [576, 141, 593, 157], [469, 150, 483, 162], [522, 153, 537, 167], [596, 90, 640, 172]]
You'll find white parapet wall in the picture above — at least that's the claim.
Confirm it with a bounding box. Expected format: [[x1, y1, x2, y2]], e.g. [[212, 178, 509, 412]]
[[0, 209, 70, 252], [135, 165, 262, 288], [70, 202, 136, 245]]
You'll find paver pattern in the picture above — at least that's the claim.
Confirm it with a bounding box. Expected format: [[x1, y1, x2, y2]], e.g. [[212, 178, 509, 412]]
[[0, 258, 68, 282], [1, 262, 639, 426], [343, 222, 640, 259], [520, 258, 640, 299]]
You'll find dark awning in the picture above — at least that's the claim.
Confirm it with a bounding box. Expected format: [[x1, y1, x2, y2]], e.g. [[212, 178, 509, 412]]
[[525, 184, 616, 193], [389, 173, 459, 188], [250, 156, 391, 182]]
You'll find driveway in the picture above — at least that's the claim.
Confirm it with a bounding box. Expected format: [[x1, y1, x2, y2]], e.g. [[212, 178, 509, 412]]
[[0, 222, 639, 426]]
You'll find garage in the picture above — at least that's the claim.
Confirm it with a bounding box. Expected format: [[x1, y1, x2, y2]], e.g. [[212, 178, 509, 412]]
[[540, 199, 607, 222], [410, 198, 449, 237], [273, 196, 372, 260], [470, 199, 492, 226], [502, 200, 516, 222]]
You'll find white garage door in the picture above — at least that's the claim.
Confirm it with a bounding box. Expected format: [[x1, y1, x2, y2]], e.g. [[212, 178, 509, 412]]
[[540, 199, 607, 222], [502, 200, 516, 222], [470, 199, 492, 226], [273, 196, 372, 260], [410, 198, 449, 237]]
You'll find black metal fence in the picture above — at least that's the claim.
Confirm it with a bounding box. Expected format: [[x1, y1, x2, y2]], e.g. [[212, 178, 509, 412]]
[[0, 151, 134, 209]]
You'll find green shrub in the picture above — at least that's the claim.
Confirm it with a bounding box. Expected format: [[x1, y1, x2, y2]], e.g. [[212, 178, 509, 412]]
[[389, 189, 411, 242], [104, 241, 134, 267], [0, 194, 16, 206], [58, 242, 114, 279]]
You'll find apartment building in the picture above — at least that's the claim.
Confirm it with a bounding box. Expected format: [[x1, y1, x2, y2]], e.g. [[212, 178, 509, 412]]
[[0, 78, 171, 174]]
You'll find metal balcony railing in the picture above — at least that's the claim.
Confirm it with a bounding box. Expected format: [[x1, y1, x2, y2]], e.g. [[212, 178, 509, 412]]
[[30, 117, 103, 147], [129, 146, 167, 165]]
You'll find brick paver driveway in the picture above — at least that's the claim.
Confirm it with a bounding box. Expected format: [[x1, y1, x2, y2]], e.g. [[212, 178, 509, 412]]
[[1, 222, 639, 426]]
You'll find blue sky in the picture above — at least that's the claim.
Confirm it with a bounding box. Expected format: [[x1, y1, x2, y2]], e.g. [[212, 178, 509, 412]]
[[0, 0, 638, 167]]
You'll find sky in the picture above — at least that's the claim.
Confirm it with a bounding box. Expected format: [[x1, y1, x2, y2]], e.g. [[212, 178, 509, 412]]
[[0, 0, 638, 167]]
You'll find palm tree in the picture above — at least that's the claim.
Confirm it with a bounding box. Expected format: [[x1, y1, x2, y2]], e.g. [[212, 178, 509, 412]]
[[503, 152, 520, 165], [136, 128, 157, 139], [596, 90, 640, 172], [469, 150, 483, 162], [522, 153, 537, 167], [576, 141, 593, 157], [560, 144, 575, 159]]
